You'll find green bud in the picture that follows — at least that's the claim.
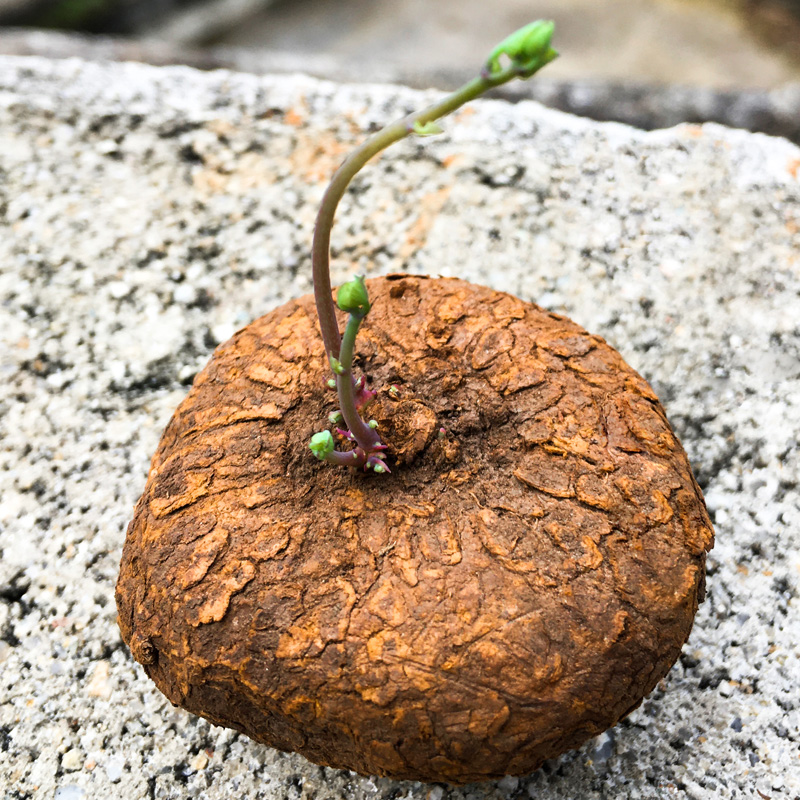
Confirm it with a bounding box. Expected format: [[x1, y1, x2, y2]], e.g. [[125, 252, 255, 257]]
[[412, 120, 444, 137], [309, 430, 335, 461], [486, 20, 558, 77], [329, 356, 345, 375], [373, 463, 386, 474], [336, 275, 371, 315], [368, 419, 378, 429], [327, 378, 337, 389], [329, 410, 343, 424]]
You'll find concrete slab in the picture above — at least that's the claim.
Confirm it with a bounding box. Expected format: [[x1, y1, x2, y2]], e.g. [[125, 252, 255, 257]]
[[0, 56, 798, 799], [217, 0, 800, 89]]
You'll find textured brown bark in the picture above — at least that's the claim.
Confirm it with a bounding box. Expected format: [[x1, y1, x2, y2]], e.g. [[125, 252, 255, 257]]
[[116, 275, 714, 784]]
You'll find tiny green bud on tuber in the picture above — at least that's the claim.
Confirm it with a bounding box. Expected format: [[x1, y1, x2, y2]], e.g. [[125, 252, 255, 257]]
[[329, 356, 345, 375], [309, 430, 335, 461]]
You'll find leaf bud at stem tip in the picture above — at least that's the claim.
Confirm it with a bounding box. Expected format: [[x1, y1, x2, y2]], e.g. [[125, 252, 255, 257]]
[[336, 275, 371, 315], [485, 20, 558, 78]]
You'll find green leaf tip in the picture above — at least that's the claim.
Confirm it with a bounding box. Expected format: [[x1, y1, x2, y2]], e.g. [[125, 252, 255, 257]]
[[486, 20, 558, 78], [309, 430, 335, 460], [336, 275, 371, 315]]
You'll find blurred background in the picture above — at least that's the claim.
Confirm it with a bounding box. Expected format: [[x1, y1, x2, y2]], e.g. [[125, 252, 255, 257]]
[[1, 0, 799, 140]]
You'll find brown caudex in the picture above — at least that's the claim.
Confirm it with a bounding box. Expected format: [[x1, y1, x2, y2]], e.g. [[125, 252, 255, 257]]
[[116, 275, 714, 784]]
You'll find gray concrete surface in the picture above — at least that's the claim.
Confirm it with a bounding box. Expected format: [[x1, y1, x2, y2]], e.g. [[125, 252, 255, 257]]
[[2, 29, 800, 145], [0, 57, 799, 800]]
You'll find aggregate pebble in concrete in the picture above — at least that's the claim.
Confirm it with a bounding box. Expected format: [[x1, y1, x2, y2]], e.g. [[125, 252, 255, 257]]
[[0, 56, 798, 800]]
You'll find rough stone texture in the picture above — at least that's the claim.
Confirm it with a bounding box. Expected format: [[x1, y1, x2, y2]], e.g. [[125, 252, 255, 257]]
[[2, 31, 800, 145], [0, 56, 798, 798], [117, 276, 713, 783]]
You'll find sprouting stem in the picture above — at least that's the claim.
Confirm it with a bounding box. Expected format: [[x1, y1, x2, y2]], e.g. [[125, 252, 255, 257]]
[[336, 312, 383, 452], [312, 77, 503, 360], [309, 20, 558, 471]]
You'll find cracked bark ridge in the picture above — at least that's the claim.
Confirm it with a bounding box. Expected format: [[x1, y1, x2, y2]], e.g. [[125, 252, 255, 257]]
[[116, 275, 714, 784]]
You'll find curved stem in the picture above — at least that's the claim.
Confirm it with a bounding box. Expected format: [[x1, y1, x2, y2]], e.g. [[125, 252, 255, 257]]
[[312, 120, 407, 361], [337, 312, 382, 452], [325, 448, 364, 467], [311, 70, 536, 363]]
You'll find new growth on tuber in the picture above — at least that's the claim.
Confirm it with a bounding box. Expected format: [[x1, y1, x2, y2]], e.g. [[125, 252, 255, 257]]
[[309, 20, 559, 473]]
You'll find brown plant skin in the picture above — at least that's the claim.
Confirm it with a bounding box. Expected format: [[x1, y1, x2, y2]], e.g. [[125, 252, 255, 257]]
[[116, 275, 714, 785]]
